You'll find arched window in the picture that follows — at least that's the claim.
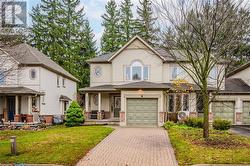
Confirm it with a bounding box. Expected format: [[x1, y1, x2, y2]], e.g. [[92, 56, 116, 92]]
[[125, 61, 149, 81]]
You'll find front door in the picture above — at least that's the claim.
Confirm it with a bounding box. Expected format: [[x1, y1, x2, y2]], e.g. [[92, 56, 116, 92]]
[[7, 96, 15, 121], [114, 96, 121, 118]]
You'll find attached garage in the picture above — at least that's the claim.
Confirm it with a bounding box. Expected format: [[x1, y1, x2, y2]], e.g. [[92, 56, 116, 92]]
[[242, 101, 250, 124], [212, 101, 235, 123], [127, 98, 158, 127]]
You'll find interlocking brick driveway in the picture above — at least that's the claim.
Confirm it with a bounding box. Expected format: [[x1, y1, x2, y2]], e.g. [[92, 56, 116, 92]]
[[76, 127, 178, 166]]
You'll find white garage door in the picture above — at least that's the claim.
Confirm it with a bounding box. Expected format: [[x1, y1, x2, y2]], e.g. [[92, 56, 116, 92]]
[[212, 101, 235, 123], [243, 101, 250, 124], [127, 98, 158, 127]]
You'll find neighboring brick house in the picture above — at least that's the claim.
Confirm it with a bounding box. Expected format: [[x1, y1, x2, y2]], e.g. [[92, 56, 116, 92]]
[[79, 36, 250, 127], [0, 43, 78, 123]]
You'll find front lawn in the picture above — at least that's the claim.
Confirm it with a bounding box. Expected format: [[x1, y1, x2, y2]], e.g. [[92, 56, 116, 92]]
[[166, 124, 250, 166], [0, 125, 113, 165]]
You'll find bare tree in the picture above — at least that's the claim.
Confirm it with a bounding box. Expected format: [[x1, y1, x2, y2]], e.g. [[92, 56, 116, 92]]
[[154, 0, 250, 139]]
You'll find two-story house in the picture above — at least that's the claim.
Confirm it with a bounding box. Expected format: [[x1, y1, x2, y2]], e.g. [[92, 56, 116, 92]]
[[80, 36, 250, 127], [0, 43, 78, 123]]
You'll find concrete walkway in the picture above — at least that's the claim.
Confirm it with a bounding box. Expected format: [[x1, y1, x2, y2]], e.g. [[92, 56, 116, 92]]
[[76, 127, 178, 166]]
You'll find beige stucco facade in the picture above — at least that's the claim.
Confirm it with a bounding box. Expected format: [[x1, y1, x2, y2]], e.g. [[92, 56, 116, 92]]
[[83, 36, 250, 126]]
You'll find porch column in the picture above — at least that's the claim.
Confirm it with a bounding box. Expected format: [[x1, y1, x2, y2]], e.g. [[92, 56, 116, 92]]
[[85, 92, 90, 119], [98, 92, 102, 119], [28, 96, 32, 114], [14, 95, 21, 122], [15, 96, 19, 115], [85, 93, 89, 112]]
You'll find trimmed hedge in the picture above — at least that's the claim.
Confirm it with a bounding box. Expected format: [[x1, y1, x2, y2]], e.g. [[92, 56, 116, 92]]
[[213, 119, 231, 130], [184, 117, 203, 128]]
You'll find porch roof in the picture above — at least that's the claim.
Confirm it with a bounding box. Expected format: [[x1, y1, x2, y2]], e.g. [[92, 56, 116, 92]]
[[0, 87, 44, 95], [79, 85, 118, 92], [80, 81, 216, 92], [59, 95, 72, 101], [114, 81, 172, 89]]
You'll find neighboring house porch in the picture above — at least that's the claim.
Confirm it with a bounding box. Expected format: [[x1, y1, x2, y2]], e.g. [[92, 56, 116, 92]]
[[0, 87, 43, 123]]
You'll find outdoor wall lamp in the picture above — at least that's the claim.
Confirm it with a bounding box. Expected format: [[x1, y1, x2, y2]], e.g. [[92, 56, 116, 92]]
[[138, 89, 144, 97]]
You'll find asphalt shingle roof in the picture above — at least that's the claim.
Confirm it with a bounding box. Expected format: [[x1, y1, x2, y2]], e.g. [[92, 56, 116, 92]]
[[0, 87, 43, 95], [2, 43, 78, 82], [80, 81, 216, 92], [221, 78, 250, 93]]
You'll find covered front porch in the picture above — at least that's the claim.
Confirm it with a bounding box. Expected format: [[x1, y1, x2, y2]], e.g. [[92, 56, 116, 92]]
[[81, 85, 121, 124], [0, 87, 43, 123]]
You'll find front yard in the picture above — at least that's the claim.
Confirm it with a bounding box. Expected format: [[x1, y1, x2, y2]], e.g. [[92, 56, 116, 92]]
[[166, 124, 250, 166], [0, 125, 113, 165]]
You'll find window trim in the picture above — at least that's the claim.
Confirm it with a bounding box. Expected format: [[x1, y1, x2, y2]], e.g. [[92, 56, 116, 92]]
[[29, 68, 36, 80], [167, 93, 190, 112], [0, 68, 6, 85], [209, 66, 218, 82], [125, 61, 149, 81], [57, 75, 60, 87], [62, 78, 66, 88], [171, 66, 184, 80]]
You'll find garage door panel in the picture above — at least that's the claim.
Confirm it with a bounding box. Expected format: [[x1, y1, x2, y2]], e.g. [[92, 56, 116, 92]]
[[127, 98, 158, 127], [212, 101, 234, 123]]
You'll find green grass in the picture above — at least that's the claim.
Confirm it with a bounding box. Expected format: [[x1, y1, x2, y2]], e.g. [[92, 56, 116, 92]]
[[166, 124, 250, 166], [0, 125, 114, 165]]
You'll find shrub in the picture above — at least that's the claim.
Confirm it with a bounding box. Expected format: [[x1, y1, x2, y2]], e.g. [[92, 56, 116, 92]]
[[65, 101, 84, 127], [184, 117, 203, 128], [213, 119, 231, 130], [164, 121, 176, 129]]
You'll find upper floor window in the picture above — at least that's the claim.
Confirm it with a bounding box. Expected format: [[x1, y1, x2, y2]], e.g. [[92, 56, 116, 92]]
[[125, 61, 149, 81], [30, 69, 36, 80], [209, 66, 217, 80], [171, 67, 183, 79], [57, 75, 60, 87], [62, 78, 66, 87], [0, 68, 6, 85]]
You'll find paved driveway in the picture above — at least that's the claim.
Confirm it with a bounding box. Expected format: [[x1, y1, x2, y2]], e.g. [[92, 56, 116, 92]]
[[230, 126, 250, 138], [76, 127, 178, 166]]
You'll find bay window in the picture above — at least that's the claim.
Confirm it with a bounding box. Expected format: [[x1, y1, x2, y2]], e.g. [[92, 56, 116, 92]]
[[167, 93, 190, 112]]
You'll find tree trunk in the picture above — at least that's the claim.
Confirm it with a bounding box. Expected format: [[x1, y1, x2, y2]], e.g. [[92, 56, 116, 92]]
[[202, 85, 210, 139]]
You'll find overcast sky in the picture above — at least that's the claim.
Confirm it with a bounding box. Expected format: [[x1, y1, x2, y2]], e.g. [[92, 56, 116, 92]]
[[26, 0, 144, 47]]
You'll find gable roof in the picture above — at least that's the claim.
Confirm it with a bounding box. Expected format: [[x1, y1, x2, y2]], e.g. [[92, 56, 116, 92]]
[[108, 36, 166, 62], [2, 43, 79, 82], [227, 62, 250, 77]]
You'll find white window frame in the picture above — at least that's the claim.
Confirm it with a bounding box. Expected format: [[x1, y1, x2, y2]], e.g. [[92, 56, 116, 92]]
[[125, 61, 149, 81], [57, 75, 60, 87], [209, 66, 218, 81], [30, 68, 36, 80], [167, 93, 190, 112], [0, 68, 6, 85], [171, 66, 183, 80], [62, 78, 66, 88]]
